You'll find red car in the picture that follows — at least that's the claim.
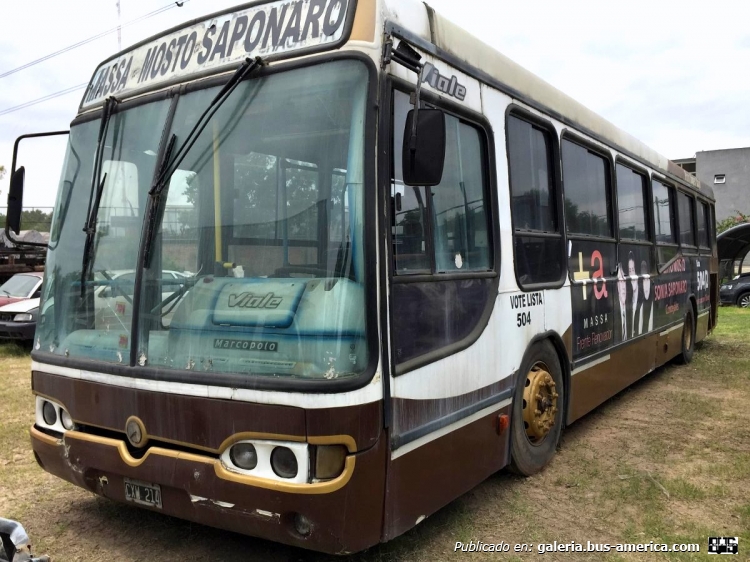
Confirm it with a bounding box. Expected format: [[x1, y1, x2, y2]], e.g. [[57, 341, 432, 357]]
[[0, 272, 43, 307]]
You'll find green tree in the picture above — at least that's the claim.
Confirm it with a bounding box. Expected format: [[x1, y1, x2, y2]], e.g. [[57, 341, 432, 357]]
[[717, 211, 749, 235], [0, 209, 54, 233]]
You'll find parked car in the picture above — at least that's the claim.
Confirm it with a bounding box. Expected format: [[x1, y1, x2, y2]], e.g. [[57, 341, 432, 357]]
[[720, 272, 750, 308], [0, 272, 43, 307], [0, 298, 39, 342]]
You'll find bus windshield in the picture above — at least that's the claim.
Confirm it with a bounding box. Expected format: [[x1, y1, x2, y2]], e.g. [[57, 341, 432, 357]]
[[37, 59, 371, 383]]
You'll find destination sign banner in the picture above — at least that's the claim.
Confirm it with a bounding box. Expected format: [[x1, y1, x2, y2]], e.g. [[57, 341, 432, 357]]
[[81, 0, 355, 109]]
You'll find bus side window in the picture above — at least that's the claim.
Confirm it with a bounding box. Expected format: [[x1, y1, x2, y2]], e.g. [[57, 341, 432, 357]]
[[506, 113, 564, 288], [391, 89, 491, 276], [652, 179, 678, 265], [392, 183, 430, 273], [431, 115, 491, 272], [677, 191, 697, 248], [562, 139, 613, 238], [616, 164, 650, 242], [697, 201, 710, 249]]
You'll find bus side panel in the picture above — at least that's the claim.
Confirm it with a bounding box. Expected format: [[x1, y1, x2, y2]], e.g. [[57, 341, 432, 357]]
[[382, 401, 511, 542], [568, 332, 658, 423], [567, 252, 706, 423]]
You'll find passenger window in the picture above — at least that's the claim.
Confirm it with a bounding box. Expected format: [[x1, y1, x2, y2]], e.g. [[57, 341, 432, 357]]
[[431, 115, 490, 272], [392, 184, 430, 273], [677, 191, 696, 247], [506, 114, 564, 287], [616, 164, 650, 241], [391, 90, 491, 275], [697, 201, 710, 248], [562, 139, 613, 238], [507, 116, 556, 232], [652, 179, 676, 244]]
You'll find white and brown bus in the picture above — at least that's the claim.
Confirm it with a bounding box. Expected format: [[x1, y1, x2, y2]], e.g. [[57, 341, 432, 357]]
[[9, 0, 717, 554]]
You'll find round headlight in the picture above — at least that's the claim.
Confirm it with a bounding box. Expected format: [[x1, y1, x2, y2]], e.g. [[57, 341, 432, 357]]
[[42, 401, 58, 426], [229, 443, 258, 471], [60, 409, 75, 430], [271, 446, 298, 479]]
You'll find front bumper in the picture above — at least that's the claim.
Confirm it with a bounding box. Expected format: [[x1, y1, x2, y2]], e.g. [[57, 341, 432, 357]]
[[30, 425, 385, 554], [719, 289, 736, 305], [0, 320, 35, 341]]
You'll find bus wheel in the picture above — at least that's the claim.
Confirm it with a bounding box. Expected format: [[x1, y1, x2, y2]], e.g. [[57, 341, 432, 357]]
[[675, 307, 695, 365], [509, 341, 564, 476]]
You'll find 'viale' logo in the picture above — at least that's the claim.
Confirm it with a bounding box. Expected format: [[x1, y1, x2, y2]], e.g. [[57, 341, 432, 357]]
[[228, 292, 283, 309]]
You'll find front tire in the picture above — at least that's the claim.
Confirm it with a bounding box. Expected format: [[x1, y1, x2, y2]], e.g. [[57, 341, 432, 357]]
[[675, 306, 695, 364], [509, 340, 564, 476], [738, 292, 750, 308]]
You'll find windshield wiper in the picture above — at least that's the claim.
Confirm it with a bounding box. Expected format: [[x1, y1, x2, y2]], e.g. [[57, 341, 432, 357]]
[[143, 56, 265, 267], [80, 172, 108, 298], [80, 95, 118, 299]]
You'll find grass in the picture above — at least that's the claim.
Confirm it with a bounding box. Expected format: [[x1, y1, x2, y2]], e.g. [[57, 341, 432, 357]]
[[0, 307, 749, 561]]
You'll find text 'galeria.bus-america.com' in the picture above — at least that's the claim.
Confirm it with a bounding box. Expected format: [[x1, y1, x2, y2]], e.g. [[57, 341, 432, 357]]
[[10, 0, 717, 554]]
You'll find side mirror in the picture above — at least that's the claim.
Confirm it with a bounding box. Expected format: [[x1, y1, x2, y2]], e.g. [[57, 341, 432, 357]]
[[7, 166, 25, 235], [5, 130, 69, 246], [402, 109, 446, 187]]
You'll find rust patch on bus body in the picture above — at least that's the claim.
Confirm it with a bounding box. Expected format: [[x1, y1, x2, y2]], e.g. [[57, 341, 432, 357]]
[[350, 0, 377, 43]]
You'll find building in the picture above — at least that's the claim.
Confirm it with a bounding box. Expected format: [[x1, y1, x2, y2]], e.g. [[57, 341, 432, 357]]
[[675, 147, 750, 222]]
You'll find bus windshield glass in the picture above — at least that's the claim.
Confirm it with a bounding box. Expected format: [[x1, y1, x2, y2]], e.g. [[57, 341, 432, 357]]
[[37, 59, 371, 383]]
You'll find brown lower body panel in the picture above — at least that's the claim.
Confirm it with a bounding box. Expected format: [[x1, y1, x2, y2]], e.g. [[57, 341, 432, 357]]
[[568, 323, 686, 424], [383, 402, 511, 541], [31, 426, 386, 555], [696, 311, 710, 342]]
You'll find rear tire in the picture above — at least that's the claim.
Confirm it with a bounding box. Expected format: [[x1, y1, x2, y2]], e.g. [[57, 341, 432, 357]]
[[738, 292, 750, 308], [675, 306, 695, 364], [509, 340, 564, 476]]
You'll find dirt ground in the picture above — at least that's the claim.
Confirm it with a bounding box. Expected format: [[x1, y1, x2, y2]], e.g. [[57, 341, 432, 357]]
[[1, 308, 749, 562]]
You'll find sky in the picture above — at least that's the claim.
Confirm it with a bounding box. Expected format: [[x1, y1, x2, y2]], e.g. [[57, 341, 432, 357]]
[[1, 0, 749, 208]]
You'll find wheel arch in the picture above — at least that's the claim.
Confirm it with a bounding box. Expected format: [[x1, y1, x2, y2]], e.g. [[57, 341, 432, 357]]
[[689, 294, 698, 318], [517, 331, 572, 430], [737, 289, 750, 307]]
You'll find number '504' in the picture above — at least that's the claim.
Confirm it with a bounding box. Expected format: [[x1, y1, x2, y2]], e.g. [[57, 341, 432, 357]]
[[517, 312, 531, 327]]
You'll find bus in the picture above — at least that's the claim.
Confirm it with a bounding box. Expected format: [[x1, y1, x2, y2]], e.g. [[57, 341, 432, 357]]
[[11, 0, 718, 554]]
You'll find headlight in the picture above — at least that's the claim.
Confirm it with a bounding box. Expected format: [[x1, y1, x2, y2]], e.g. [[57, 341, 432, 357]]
[[229, 443, 258, 470], [271, 446, 298, 479], [722, 285, 733, 291], [42, 401, 58, 426], [60, 409, 75, 430], [14, 309, 37, 322], [313, 445, 347, 480]]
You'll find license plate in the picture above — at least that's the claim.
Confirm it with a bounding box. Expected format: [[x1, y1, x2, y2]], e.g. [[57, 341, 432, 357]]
[[124, 478, 162, 509]]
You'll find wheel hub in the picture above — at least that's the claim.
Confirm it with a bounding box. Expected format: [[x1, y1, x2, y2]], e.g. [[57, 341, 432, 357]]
[[522, 364, 559, 444]]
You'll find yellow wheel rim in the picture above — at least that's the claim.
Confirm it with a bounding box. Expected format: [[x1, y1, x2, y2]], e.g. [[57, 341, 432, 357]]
[[522, 363, 559, 444]]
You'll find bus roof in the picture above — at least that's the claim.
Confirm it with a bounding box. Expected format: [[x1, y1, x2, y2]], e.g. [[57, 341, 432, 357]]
[[386, 0, 713, 200]]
